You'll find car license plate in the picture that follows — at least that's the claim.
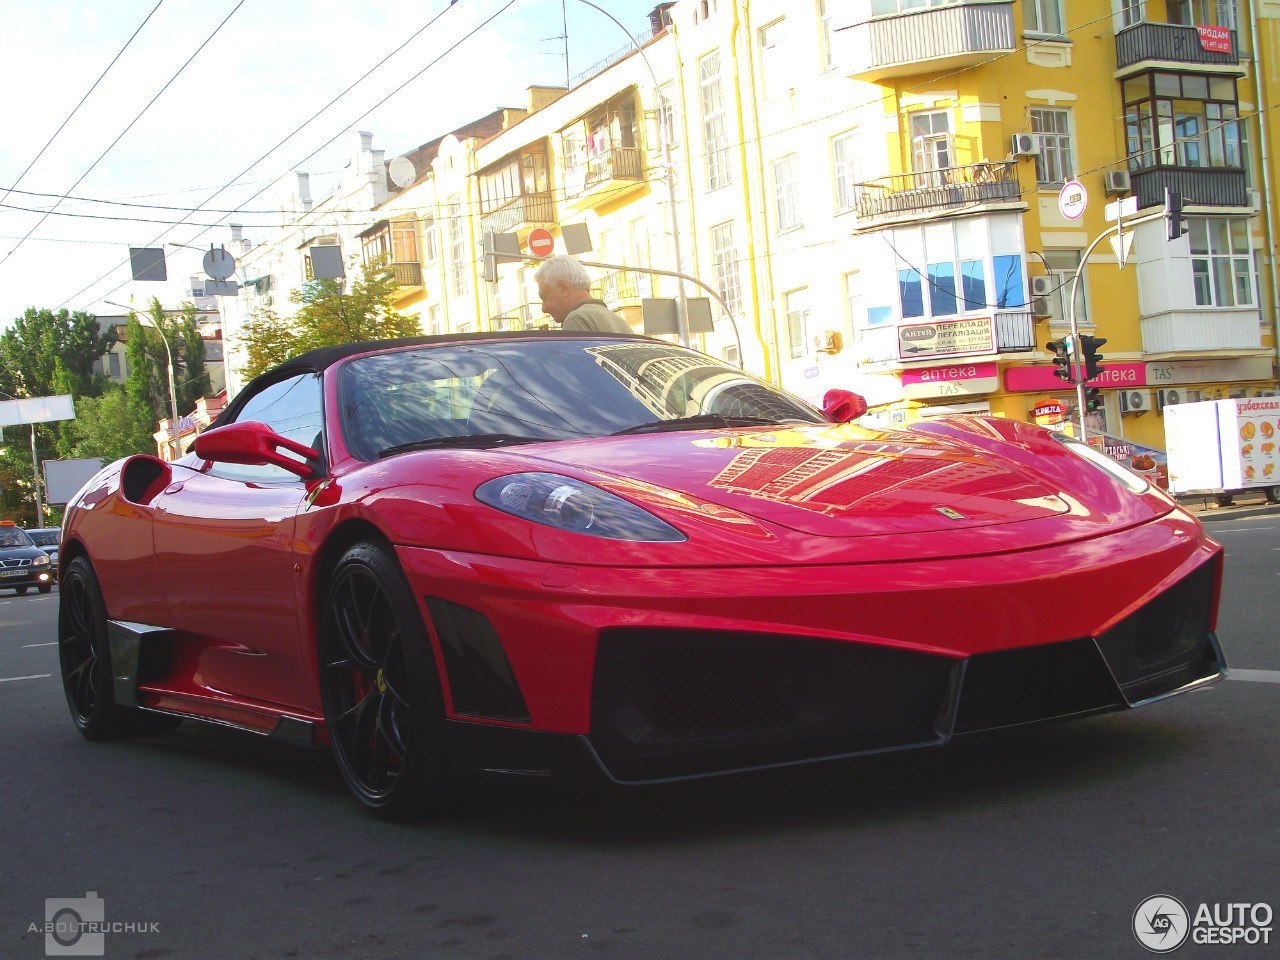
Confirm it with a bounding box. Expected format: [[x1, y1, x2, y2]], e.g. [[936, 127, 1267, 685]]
[[0, 569, 24, 577]]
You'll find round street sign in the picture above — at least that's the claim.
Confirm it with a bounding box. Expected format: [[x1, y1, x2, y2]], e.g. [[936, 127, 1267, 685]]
[[528, 228, 555, 257], [1058, 179, 1088, 221], [203, 246, 236, 281]]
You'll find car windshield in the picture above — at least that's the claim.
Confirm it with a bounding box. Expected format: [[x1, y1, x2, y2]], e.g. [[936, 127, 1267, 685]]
[[0, 528, 34, 548], [339, 338, 823, 460], [27, 530, 59, 547]]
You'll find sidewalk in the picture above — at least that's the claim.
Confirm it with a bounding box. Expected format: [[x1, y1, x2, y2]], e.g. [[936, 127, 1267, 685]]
[[1175, 489, 1280, 523]]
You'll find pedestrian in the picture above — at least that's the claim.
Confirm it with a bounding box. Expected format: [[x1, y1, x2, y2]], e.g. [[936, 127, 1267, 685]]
[[534, 255, 632, 333]]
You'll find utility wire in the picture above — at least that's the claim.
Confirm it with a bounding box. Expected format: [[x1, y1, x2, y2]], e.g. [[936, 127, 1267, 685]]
[[0, 0, 246, 270], [0, 0, 164, 212], [60, 0, 495, 311]]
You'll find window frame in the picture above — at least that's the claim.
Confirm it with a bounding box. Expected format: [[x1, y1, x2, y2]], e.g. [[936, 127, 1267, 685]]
[[1031, 107, 1075, 187]]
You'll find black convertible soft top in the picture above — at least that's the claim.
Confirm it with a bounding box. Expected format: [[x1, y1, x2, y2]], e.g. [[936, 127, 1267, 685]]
[[215, 330, 647, 427]]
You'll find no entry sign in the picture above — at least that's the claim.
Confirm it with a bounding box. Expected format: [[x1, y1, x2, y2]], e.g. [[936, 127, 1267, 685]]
[[528, 228, 554, 257]]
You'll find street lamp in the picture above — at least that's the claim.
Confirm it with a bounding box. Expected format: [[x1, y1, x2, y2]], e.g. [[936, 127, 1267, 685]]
[[103, 300, 181, 459]]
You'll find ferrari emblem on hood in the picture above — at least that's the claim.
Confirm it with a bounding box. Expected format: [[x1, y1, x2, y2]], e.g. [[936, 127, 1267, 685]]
[[933, 506, 966, 520]]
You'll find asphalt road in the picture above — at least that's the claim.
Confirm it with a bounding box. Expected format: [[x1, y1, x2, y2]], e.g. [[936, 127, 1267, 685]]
[[1, 512, 1277, 960]]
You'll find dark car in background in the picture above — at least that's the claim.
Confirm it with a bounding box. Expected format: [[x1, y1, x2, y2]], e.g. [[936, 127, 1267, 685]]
[[24, 527, 61, 574], [0, 522, 54, 595]]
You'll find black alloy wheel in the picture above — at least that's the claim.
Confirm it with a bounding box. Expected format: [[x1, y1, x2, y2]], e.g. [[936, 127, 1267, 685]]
[[59, 556, 179, 739], [319, 542, 451, 820]]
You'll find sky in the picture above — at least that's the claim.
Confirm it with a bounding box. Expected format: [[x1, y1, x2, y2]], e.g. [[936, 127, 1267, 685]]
[[0, 0, 659, 330]]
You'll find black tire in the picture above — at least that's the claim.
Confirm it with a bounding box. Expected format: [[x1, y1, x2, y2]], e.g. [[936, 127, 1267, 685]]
[[58, 556, 180, 740], [1266, 486, 1280, 505], [38, 583, 52, 594], [319, 541, 452, 820], [15, 586, 28, 596]]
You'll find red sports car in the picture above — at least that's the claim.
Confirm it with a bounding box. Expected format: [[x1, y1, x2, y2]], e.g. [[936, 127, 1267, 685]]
[[58, 333, 1226, 819]]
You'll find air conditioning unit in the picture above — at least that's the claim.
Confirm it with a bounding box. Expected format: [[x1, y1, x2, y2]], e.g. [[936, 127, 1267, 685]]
[[1011, 133, 1039, 157], [1104, 170, 1131, 195], [1032, 298, 1051, 318], [1119, 389, 1151, 415], [1156, 388, 1183, 411], [1248, 190, 1263, 212], [1029, 276, 1053, 297]]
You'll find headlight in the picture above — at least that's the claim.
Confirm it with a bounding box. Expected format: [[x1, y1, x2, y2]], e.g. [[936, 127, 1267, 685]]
[[1054, 435, 1149, 494], [476, 473, 687, 542], [32, 554, 50, 567]]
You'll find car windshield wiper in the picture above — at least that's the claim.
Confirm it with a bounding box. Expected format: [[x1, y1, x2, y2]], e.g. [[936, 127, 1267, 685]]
[[379, 434, 551, 457], [610, 414, 781, 436]]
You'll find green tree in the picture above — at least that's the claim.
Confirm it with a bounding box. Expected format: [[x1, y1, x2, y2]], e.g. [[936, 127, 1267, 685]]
[[60, 384, 155, 463], [125, 314, 167, 430], [177, 302, 210, 412], [0, 307, 114, 400], [237, 256, 420, 380]]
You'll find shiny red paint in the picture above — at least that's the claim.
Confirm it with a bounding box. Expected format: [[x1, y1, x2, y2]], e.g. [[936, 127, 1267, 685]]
[[59, 337, 1225, 753]]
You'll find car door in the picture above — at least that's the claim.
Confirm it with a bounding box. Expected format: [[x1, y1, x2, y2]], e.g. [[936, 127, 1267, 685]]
[[152, 373, 324, 711]]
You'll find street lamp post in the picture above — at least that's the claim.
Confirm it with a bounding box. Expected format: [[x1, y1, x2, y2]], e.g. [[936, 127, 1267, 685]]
[[104, 301, 181, 458]]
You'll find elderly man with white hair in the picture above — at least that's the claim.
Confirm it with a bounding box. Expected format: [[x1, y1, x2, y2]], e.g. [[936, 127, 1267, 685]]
[[533, 255, 633, 333]]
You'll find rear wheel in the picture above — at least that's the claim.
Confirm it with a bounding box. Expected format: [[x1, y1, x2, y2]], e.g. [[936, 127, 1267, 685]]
[[15, 586, 28, 596], [319, 541, 452, 820], [38, 583, 52, 594], [59, 556, 179, 739]]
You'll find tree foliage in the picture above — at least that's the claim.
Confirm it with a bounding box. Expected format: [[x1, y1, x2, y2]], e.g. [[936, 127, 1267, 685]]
[[237, 256, 420, 381], [0, 307, 114, 400], [58, 384, 155, 464]]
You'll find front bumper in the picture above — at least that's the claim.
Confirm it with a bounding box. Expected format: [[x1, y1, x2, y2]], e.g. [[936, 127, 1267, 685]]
[[398, 511, 1225, 783], [0, 565, 53, 590]]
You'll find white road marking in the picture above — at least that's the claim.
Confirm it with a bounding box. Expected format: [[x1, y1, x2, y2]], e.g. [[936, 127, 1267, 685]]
[[0, 673, 51, 683], [21, 642, 56, 648], [1229, 669, 1280, 684], [1212, 525, 1278, 533]]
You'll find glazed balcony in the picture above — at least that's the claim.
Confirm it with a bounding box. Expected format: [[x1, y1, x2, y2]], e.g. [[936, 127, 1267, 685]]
[[1115, 22, 1242, 78], [851, 161, 1021, 225], [480, 193, 556, 236], [841, 1, 1015, 82], [565, 147, 647, 210], [1130, 166, 1248, 210], [1141, 308, 1261, 354]]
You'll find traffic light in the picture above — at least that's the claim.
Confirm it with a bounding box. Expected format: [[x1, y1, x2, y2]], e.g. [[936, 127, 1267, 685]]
[[1086, 387, 1103, 412], [1165, 188, 1190, 242], [1047, 339, 1074, 383], [1080, 335, 1107, 381]]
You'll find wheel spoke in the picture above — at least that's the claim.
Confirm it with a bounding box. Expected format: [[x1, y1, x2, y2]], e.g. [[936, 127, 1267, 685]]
[[332, 584, 379, 672], [335, 686, 376, 727], [377, 688, 409, 758]]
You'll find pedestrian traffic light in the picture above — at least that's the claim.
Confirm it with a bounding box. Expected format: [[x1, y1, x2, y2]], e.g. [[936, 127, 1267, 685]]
[[1047, 338, 1074, 383], [1165, 188, 1190, 242], [1080, 335, 1107, 381], [1086, 387, 1103, 412]]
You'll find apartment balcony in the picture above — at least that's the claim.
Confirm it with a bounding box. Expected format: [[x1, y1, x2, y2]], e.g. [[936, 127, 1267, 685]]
[[565, 147, 647, 211], [852, 162, 1022, 226], [841, 1, 1015, 82], [480, 193, 556, 237], [1115, 22, 1243, 78], [389, 260, 423, 291], [1130, 166, 1248, 210], [591, 269, 646, 307], [1141, 307, 1262, 355]]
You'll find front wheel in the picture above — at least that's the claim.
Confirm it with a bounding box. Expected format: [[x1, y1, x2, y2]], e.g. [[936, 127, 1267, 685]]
[[319, 541, 453, 820], [15, 586, 28, 596], [38, 583, 52, 594]]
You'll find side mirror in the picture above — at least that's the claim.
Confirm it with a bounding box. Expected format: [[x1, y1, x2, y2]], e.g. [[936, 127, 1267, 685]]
[[822, 389, 868, 423], [194, 421, 320, 479]]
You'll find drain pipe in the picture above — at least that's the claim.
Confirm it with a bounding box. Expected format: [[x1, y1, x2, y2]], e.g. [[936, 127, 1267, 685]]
[[1247, 9, 1280, 374]]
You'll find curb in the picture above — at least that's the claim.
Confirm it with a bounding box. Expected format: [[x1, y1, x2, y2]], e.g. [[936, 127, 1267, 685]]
[[1181, 503, 1280, 523]]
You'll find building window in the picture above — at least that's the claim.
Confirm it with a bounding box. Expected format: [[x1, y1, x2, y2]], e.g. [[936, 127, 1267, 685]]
[[1024, 0, 1065, 36], [785, 289, 810, 359], [894, 218, 1026, 323], [1043, 250, 1089, 326], [657, 82, 679, 149], [772, 154, 800, 231], [391, 221, 418, 263], [1190, 218, 1253, 306], [711, 221, 741, 317], [478, 147, 550, 214], [759, 18, 788, 101], [818, 0, 835, 71], [700, 51, 732, 191], [910, 111, 952, 183], [1124, 72, 1240, 171], [1031, 108, 1074, 186], [422, 216, 437, 264], [1119, 0, 1146, 28], [428, 305, 442, 336], [832, 131, 860, 214], [108, 352, 121, 379], [448, 201, 468, 298], [694, 0, 719, 23], [1168, 0, 1236, 29]]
